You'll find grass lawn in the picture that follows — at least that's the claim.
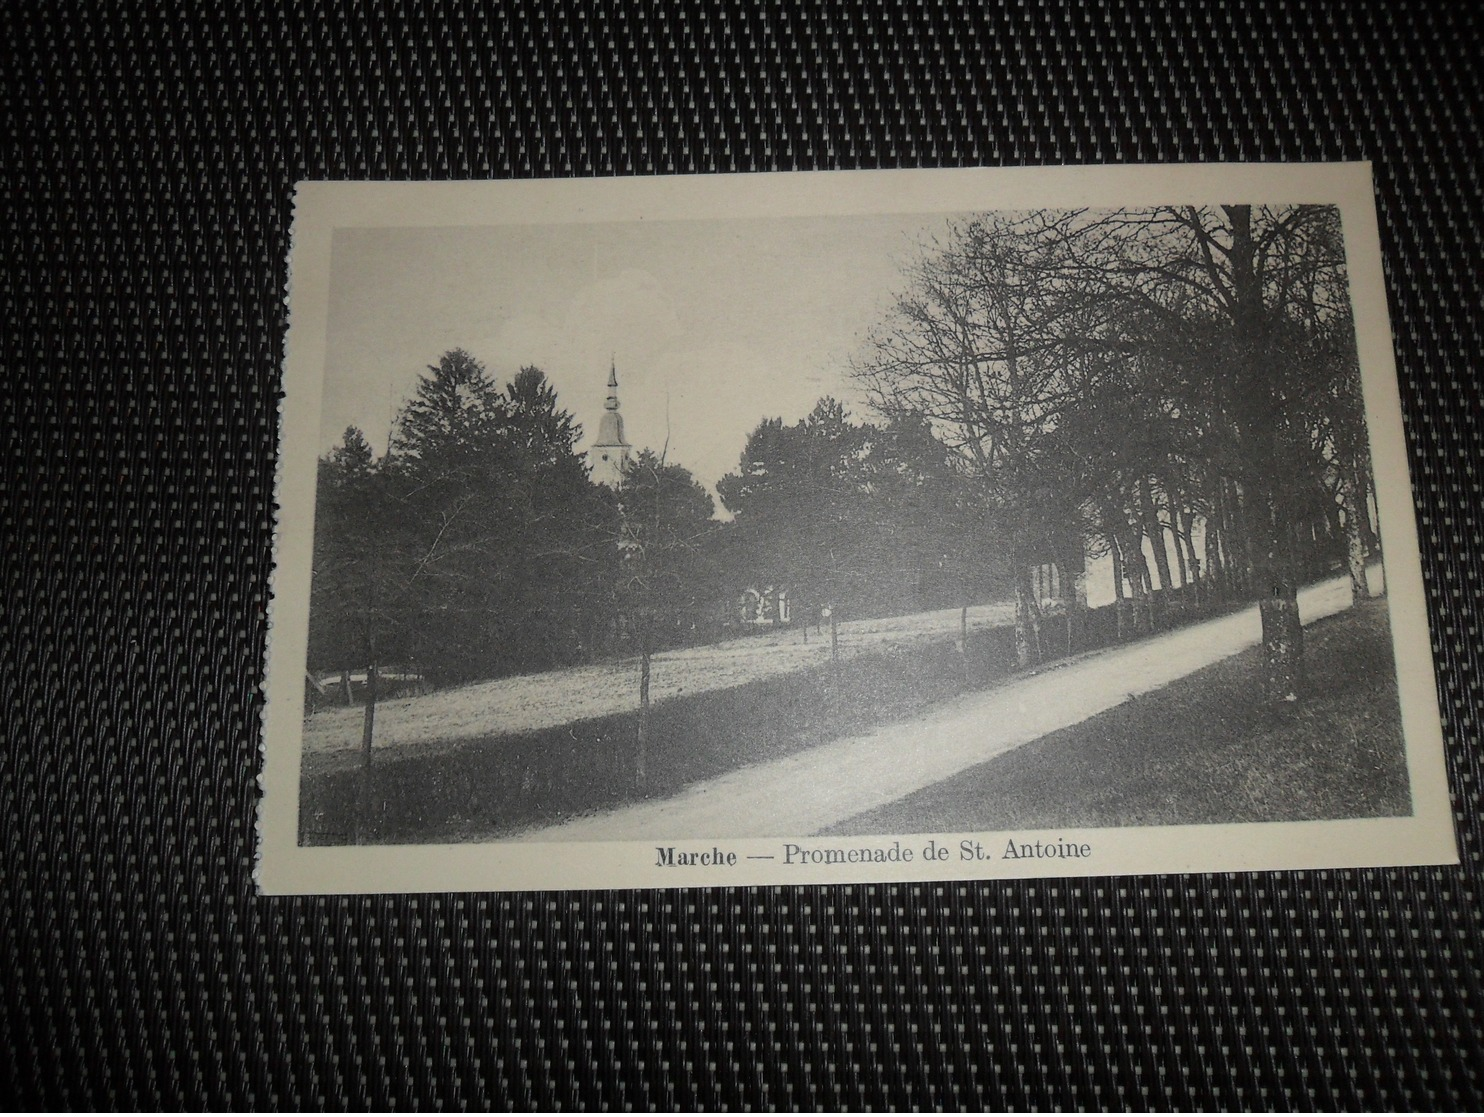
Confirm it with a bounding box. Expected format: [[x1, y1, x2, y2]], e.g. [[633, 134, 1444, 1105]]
[[824, 598, 1412, 835], [301, 637, 991, 844]]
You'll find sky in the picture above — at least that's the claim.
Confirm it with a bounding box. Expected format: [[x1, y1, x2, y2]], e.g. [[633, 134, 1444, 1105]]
[[319, 210, 956, 503]]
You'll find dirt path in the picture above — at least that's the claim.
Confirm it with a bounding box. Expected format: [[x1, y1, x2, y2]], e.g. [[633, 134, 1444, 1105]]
[[513, 566, 1385, 843]]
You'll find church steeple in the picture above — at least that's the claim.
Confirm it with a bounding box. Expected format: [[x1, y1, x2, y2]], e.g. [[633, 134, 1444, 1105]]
[[591, 358, 632, 488]]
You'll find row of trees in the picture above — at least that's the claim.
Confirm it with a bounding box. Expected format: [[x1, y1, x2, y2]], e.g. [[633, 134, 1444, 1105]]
[[308, 352, 983, 701], [311, 202, 1378, 726], [852, 203, 1376, 700], [716, 398, 1006, 626], [311, 351, 635, 689]]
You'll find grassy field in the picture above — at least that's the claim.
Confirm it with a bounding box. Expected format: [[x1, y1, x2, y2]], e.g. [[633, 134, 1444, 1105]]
[[301, 600, 1018, 778], [824, 598, 1412, 834], [300, 637, 1012, 845]]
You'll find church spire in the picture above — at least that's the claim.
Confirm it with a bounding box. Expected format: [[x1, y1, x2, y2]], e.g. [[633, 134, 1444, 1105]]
[[605, 357, 620, 410], [591, 358, 632, 488]]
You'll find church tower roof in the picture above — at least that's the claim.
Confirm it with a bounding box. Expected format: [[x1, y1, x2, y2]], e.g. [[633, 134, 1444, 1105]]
[[591, 359, 631, 488], [593, 359, 630, 450]]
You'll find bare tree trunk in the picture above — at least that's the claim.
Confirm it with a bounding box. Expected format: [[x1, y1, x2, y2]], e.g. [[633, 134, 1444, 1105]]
[[1240, 466, 1307, 703], [1216, 481, 1232, 595], [1014, 580, 1034, 668], [1204, 512, 1224, 605], [1163, 470, 1189, 590], [360, 663, 377, 767], [1322, 492, 1343, 559], [1256, 514, 1306, 702], [341, 668, 353, 707], [1359, 465, 1381, 554], [1169, 465, 1205, 602], [1228, 204, 1306, 703], [829, 606, 839, 663], [1338, 463, 1371, 604], [1100, 493, 1151, 637], [1013, 564, 1044, 668], [1229, 478, 1256, 598], [1139, 474, 1173, 594], [1110, 534, 1129, 640], [1122, 516, 1155, 633], [1258, 513, 1305, 697], [1171, 513, 1189, 589], [1178, 502, 1202, 606]]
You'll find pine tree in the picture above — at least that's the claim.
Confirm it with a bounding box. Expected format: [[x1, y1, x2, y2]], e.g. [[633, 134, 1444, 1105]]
[[386, 352, 608, 683]]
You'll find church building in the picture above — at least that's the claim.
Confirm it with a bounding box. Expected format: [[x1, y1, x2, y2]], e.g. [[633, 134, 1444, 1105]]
[[590, 360, 632, 487]]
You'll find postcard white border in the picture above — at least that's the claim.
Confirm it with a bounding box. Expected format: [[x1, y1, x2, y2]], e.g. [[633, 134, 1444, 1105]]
[[259, 163, 1457, 895]]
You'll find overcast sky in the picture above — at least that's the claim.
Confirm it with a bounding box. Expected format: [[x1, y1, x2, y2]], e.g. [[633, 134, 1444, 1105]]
[[320, 211, 955, 500]]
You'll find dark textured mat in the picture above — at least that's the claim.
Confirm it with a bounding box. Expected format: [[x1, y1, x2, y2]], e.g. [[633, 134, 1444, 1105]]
[[4, 2, 1481, 1108]]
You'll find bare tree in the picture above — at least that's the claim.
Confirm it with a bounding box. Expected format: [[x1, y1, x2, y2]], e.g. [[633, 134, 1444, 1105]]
[[856, 213, 1113, 666], [1103, 205, 1358, 700], [856, 203, 1370, 702]]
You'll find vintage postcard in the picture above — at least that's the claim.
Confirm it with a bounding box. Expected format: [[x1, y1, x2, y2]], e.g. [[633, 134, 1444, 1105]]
[[258, 164, 1457, 894]]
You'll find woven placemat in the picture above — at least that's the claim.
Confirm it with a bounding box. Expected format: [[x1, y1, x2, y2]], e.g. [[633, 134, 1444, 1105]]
[[3, 2, 1480, 1107]]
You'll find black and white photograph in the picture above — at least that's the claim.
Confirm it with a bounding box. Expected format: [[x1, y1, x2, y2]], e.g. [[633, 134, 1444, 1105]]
[[258, 165, 1456, 893]]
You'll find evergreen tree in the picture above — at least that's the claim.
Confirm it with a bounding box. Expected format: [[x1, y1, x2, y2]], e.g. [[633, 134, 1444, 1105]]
[[392, 348, 504, 465], [504, 365, 586, 474], [385, 351, 606, 683], [307, 425, 413, 715], [718, 399, 982, 622], [718, 400, 869, 620]]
